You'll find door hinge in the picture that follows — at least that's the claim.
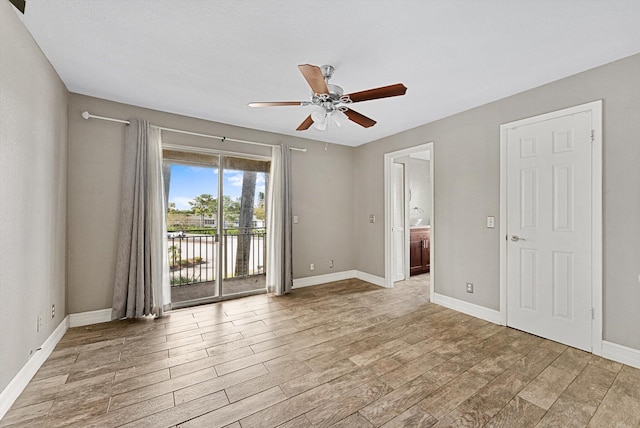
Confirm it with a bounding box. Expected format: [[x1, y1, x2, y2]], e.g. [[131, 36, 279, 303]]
[[590, 129, 595, 142], [589, 307, 595, 320]]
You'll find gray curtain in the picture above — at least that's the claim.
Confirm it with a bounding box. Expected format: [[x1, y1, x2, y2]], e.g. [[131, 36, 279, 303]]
[[112, 120, 165, 319], [266, 144, 293, 295], [282, 144, 293, 294]]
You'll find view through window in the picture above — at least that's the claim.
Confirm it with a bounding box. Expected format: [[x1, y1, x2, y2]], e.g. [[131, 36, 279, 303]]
[[163, 152, 269, 306]]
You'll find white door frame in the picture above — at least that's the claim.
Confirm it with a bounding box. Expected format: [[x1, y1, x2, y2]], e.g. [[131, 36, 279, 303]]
[[391, 162, 406, 282], [499, 100, 603, 354], [384, 143, 434, 300]]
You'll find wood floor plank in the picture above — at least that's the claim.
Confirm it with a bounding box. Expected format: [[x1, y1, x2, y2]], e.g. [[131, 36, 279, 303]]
[[328, 357, 402, 398], [239, 383, 333, 428], [113, 349, 209, 383], [359, 374, 440, 426], [119, 390, 229, 428], [169, 346, 254, 378], [112, 368, 171, 395], [331, 412, 375, 427], [214, 344, 292, 376], [417, 371, 489, 419], [178, 386, 286, 427], [379, 405, 437, 428], [0, 400, 54, 427], [4, 275, 640, 428], [279, 358, 358, 398], [484, 395, 546, 428], [462, 369, 529, 418], [173, 363, 267, 405], [305, 379, 392, 427], [11, 372, 115, 410], [109, 367, 217, 411], [65, 393, 175, 428], [225, 362, 312, 403], [380, 351, 446, 389]]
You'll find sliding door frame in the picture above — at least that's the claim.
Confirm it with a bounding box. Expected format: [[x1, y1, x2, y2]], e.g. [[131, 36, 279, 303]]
[[163, 144, 271, 308]]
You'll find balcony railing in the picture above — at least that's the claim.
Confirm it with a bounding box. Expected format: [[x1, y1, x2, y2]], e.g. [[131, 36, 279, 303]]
[[167, 227, 266, 287]]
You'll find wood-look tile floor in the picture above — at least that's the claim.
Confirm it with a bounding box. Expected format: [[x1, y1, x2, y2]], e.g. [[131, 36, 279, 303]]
[[3, 275, 640, 427]]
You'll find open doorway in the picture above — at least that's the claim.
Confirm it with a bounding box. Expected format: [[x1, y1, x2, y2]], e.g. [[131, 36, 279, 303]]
[[384, 143, 434, 299]]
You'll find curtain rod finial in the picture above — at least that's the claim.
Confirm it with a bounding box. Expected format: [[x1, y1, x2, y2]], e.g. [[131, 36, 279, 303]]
[[81, 111, 90, 120]]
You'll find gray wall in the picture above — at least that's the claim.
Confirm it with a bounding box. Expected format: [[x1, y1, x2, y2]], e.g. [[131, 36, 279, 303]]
[[0, 2, 69, 392], [67, 94, 355, 313], [354, 54, 640, 350]]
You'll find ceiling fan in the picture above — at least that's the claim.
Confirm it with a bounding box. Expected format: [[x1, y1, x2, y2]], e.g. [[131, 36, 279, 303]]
[[248, 64, 407, 131]]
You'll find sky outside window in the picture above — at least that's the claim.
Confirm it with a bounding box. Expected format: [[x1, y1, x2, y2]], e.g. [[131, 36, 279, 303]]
[[168, 165, 265, 210]]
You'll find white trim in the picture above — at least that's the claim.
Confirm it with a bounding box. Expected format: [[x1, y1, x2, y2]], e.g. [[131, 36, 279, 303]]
[[292, 270, 386, 289], [0, 316, 69, 420], [590, 101, 603, 355], [602, 341, 640, 370], [293, 271, 357, 288], [432, 293, 502, 325], [354, 270, 386, 287], [499, 100, 603, 352], [384, 143, 434, 290], [429, 149, 435, 304], [68, 308, 112, 328], [499, 123, 509, 326]]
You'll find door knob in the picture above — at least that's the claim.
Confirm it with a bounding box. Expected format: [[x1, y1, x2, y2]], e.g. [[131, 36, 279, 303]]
[[510, 235, 526, 242]]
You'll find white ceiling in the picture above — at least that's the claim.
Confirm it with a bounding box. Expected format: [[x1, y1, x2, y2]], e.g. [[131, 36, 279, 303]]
[[17, 0, 640, 147]]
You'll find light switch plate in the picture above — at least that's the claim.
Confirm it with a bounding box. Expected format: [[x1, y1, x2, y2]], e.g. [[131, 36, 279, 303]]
[[293, 215, 299, 224], [486, 216, 495, 228]]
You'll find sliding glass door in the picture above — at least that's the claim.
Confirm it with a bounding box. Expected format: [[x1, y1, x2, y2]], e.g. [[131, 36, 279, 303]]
[[163, 150, 269, 308], [221, 156, 268, 297]]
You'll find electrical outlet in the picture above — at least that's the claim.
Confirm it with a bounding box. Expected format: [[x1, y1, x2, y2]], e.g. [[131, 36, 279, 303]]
[[329, 259, 334, 268], [310, 263, 315, 271], [37, 315, 43, 332], [51, 304, 55, 319], [369, 215, 375, 223], [466, 282, 474, 293], [293, 215, 299, 224]]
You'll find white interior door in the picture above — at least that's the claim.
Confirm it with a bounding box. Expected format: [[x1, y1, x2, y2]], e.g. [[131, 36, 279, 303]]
[[392, 163, 405, 282], [505, 109, 593, 351]]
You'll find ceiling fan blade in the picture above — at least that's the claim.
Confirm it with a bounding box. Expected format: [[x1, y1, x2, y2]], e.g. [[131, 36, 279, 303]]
[[346, 83, 407, 103], [344, 108, 377, 128], [296, 115, 314, 131], [248, 101, 305, 107], [298, 64, 329, 95], [9, 0, 26, 13]]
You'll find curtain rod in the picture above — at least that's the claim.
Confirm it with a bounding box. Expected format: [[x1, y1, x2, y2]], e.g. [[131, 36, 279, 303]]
[[81, 111, 307, 152]]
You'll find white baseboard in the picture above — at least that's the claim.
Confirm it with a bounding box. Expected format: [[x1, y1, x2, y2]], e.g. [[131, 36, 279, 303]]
[[68, 308, 112, 327], [354, 270, 386, 287], [432, 292, 502, 325], [602, 340, 640, 369], [293, 270, 357, 288], [0, 316, 69, 420], [292, 270, 386, 289]]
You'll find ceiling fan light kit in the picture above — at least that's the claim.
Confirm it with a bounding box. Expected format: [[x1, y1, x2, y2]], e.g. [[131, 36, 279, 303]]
[[248, 64, 407, 131]]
